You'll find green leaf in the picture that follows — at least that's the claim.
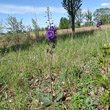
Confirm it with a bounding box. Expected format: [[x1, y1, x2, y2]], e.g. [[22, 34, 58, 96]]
[[79, 95, 85, 99], [100, 95, 104, 104], [108, 86, 110, 91], [85, 97, 92, 106], [48, 93, 52, 101], [51, 102, 60, 107], [40, 96, 51, 107], [96, 75, 102, 80], [101, 83, 107, 89], [102, 91, 108, 98], [93, 101, 98, 105], [56, 92, 64, 102]]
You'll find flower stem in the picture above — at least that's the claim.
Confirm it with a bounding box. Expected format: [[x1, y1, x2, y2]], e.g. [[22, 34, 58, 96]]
[[49, 45, 54, 103], [104, 53, 106, 68], [51, 82, 54, 103]]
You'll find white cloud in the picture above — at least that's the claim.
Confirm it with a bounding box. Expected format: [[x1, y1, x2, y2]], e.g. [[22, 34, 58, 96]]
[[50, 7, 66, 13], [0, 4, 66, 14], [101, 3, 110, 7]]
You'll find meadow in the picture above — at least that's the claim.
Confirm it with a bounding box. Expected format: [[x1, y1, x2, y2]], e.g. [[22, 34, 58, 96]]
[[0, 26, 110, 110]]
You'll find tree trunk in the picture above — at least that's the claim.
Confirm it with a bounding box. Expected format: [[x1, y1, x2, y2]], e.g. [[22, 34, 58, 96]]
[[72, 16, 75, 35], [78, 23, 80, 27]]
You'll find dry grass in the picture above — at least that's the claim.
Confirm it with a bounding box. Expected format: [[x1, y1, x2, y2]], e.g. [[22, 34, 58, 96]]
[[0, 25, 110, 48], [0, 28, 110, 109], [36, 24, 110, 36]]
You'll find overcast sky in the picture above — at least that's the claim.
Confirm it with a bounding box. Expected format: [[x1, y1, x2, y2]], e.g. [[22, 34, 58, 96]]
[[0, 0, 110, 28]]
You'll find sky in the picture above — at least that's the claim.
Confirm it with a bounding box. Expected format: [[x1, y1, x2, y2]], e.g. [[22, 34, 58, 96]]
[[0, 0, 110, 28]]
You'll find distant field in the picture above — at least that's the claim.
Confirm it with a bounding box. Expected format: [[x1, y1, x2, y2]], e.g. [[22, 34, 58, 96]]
[[30, 24, 110, 37], [0, 25, 110, 48]]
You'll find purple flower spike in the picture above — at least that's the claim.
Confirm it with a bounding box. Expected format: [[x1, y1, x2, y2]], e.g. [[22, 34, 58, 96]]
[[46, 26, 56, 42]]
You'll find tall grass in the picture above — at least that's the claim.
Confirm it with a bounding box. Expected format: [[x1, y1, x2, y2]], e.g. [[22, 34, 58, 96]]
[[0, 29, 110, 109]]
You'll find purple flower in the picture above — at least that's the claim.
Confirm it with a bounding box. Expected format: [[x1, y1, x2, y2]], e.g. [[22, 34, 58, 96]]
[[46, 29, 51, 34], [50, 26, 55, 31], [47, 31, 55, 41], [50, 26, 56, 36], [96, 21, 101, 27]]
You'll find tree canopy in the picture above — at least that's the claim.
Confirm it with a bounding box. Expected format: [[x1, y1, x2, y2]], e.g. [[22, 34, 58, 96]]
[[75, 8, 84, 27], [62, 0, 82, 33], [59, 17, 71, 29], [93, 8, 110, 24]]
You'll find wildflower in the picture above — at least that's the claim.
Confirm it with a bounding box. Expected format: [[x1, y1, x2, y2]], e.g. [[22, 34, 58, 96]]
[[96, 21, 101, 27], [46, 29, 51, 34], [47, 30, 55, 41], [50, 26, 55, 31]]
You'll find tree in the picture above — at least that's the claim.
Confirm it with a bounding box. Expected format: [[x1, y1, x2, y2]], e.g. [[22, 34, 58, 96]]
[[32, 18, 38, 31], [26, 25, 32, 32], [85, 10, 93, 26], [6, 15, 25, 33], [93, 8, 110, 24], [59, 17, 71, 29], [5, 16, 25, 44], [75, 8, 84, 27], [62, 0, 82, 33], [32, 18, 39, 37], [0, 20, 4, 34]]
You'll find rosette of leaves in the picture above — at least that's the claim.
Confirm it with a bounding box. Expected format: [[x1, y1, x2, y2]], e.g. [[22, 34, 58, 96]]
[[71, 93, 98, 109], [97, 44, 110, 66], [95, 74, 110, 106], [36, 83, 64, 107], [96, 56, 104, 65]]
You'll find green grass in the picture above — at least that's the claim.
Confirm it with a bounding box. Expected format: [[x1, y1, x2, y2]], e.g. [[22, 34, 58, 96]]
[[0, 29, 110, 109]]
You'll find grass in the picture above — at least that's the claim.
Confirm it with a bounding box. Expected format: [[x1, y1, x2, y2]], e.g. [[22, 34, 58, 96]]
[[0, 28, 110, 109]]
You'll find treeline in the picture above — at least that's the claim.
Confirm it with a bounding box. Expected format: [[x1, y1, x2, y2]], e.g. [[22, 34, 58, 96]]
[[0, 15, 40, 46], [59, 8, 110, 29], [0, 8, 110, 34], [0, 7, 110, 46], [0, 15, 39, 34]]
